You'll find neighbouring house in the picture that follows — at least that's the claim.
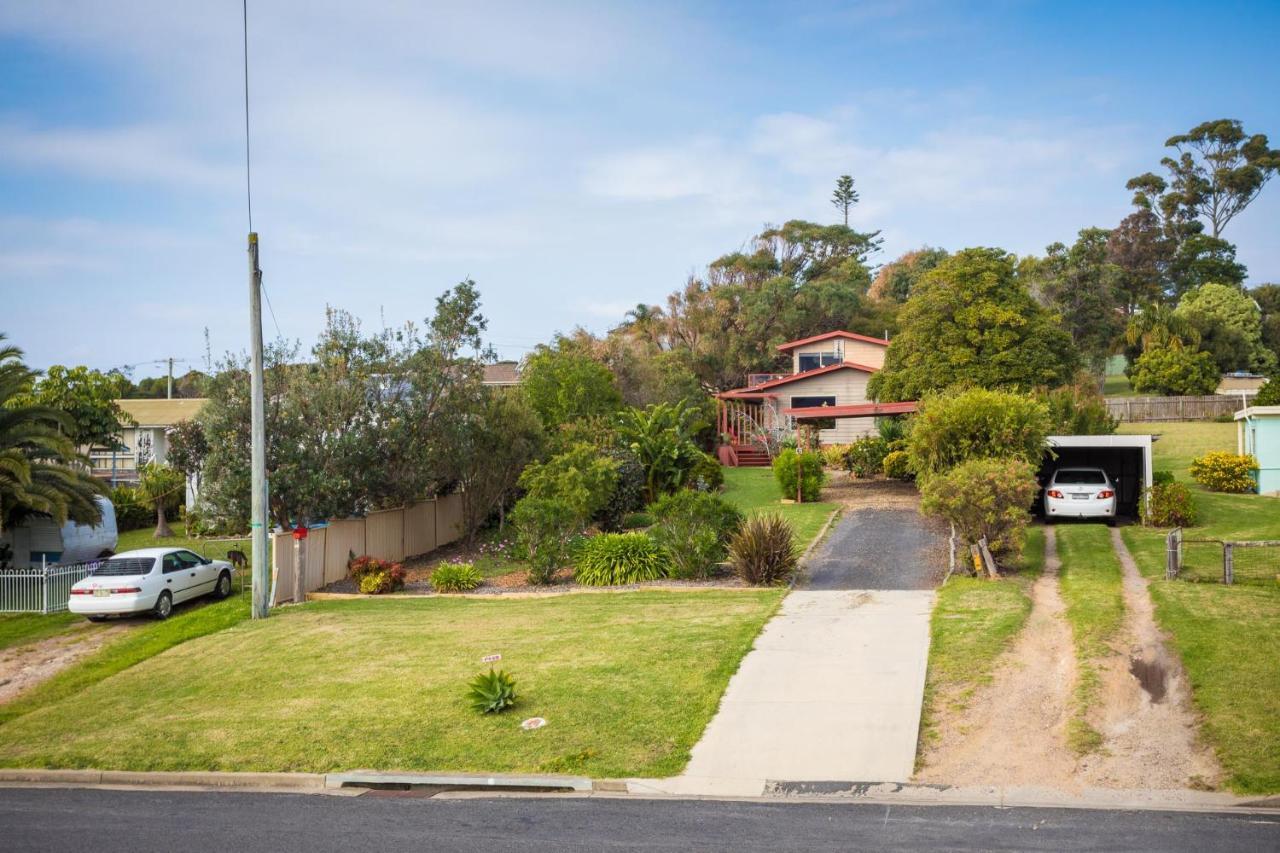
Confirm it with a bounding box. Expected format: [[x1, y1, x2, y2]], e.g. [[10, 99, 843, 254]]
[[1235, 405, 1280, 496], [1216, 372, 1267, 397], [715, 330, 913, 465], [87, 399, 208, 503], [482, 361, 521, 387]]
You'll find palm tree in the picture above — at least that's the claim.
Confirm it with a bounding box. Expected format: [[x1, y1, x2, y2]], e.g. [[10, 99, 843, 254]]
[[0, 335, 105, 532], [1124, 303, 1200, 352]]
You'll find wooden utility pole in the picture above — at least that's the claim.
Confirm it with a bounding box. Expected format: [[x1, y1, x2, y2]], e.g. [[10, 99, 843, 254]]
[[249, 233, 270, 619], [166, 357, 174, 399]]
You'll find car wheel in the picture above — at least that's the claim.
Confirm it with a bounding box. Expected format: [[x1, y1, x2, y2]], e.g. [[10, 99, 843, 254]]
[[152, 590, 173, 620], [214, 571, 232, 599]]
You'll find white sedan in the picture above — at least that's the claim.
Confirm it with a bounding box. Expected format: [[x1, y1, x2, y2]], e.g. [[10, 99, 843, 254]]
[[1043, 467, 1117, 524], [69, 547, 234, 621]]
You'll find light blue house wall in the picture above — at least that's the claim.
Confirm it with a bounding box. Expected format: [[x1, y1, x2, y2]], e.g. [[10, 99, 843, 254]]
[[1236, 406, 1280, 495]]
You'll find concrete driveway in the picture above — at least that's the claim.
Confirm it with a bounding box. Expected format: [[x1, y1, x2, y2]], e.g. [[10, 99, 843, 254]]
[[644, 508, 941, 797]]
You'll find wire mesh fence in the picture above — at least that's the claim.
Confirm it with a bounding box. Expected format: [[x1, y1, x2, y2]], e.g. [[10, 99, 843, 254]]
[[1165, 528, 1280, 585]]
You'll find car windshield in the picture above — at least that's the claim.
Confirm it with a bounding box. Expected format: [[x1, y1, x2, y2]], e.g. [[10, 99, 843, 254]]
[[1055, 470, 1106, 485], [91, 557, 156, 577]]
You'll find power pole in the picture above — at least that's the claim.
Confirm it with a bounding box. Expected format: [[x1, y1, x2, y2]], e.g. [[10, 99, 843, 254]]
[[248, 232, 270, 619], [166, 357, 174, 399]]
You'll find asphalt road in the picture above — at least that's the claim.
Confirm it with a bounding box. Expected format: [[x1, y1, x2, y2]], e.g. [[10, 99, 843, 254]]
[[803, 507, 947, 590], [1, 788, 1275, 852]]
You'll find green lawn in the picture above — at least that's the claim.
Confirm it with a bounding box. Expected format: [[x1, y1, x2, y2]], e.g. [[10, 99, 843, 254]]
[[1116, 421, 1235, 481], [0, 591, 782, 777], [917, 526, 1044, 759], [1103, 373, 1138, 397], [1054, 524, 1126, 754], [116, 522, 250, 564], [721, 467, 838, 550], [0, 612, 80, 652], [1118, 419, 1280, 793]]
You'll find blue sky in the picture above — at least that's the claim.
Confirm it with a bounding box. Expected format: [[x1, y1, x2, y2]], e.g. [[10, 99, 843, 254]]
[[2, 1, 1278, 374]]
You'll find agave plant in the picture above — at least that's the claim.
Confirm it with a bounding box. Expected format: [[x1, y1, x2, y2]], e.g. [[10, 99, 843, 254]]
[[468, 668, 518, 714]]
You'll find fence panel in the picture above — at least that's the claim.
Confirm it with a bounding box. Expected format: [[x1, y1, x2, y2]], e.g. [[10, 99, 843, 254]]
[[435, 493, 464, 547], [1108, 395, 1248, 422], [304, 528, 327, 592], [271, 532, 295, 606], [403, 500, 437, 557], [0, 561, 97, 613], [324, 519, 364, 585], [365, 509, 405, 562]]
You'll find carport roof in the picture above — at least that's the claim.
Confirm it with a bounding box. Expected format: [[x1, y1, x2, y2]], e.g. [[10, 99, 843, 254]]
[[1048, 434, 1154, 448]]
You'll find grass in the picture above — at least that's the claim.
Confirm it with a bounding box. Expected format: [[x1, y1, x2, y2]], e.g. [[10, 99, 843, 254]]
[[1054, 523, 1126, 754], [721, 467, 837, 551], [1103, 373, 1138, 397], [1117, 417, 1280, 792], [116, 522, 250, 564], [916, 526, 1044, 759], [0, 590, 782, 777], [1117, 420, 1236, 481], [0, 612, 80, 652]]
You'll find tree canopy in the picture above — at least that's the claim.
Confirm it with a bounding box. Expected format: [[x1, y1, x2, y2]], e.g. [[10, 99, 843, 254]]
[[1021, 228, 1125, 373], [868, 248, 1079, 401], [13, 364, 132, 449]]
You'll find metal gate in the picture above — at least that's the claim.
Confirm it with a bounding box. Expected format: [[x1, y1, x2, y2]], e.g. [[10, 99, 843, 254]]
[[0, 560, 99, 614]]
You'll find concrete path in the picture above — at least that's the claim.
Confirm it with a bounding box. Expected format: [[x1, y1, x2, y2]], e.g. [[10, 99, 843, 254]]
[[647, 587, 935, 796]]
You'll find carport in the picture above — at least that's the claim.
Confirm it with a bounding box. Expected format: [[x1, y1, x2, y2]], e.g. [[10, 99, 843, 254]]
[[1040, 434, 1155, 519]]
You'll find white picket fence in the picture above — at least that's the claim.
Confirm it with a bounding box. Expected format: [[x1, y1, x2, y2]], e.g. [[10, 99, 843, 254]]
[[0, 560, 99, 614]]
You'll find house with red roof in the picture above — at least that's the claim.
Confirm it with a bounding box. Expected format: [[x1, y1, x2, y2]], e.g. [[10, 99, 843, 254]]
[[716, 330, 916, 466]]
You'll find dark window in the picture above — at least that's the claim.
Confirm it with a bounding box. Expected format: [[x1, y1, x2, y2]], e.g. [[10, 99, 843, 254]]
[[796, 352, 840, 372], [1053, 469, 1107, 485], [175, 550, 205, 568], [91, 558, 156, 577], [791, 396, 836, 409], [162, 554, 184, 574]]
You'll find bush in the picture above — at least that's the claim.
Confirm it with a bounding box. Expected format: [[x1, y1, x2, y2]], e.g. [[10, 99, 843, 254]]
[[573, 532, 666, 586], [906, 388, 1051, 477], [518, 443, 619, 522], [620, 511, 654, 530], [820, 444, 851, 469], [648, 491, 744, 579], [843, 435, 891, 478], [596, 448, 646, 532], [1141, 482, 1198, 527], [467, 668, 517, 714], [110, 486, 152, 532], [348, 555, 406, 595], [1038, 379, 1118, 435], [877, 416, 908, 444], [687, 451, 725, 492], [919, 457, 1040, 560], [1130, 345, 1219, 396], [1189, 451, 1257, 493], [431, 561, 483, 593], [882, 450, 913, 481], [728, 514, 798, 586], [773, 449, 825, 502], [1255, 377, 1280, 406], [510, 496, 580, 585], [1152, 469, 1175, 486]]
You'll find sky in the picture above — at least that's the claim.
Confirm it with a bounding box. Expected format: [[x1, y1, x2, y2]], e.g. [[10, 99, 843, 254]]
[[1, 0, 1278, 375]]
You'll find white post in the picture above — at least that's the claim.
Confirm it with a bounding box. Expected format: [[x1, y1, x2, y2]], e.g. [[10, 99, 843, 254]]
[[249, 233, 270, 619]]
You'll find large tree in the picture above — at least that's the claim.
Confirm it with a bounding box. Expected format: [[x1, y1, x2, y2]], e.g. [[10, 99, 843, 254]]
[[868, 248, 1079, 401], [1251, 283, 1280, 362], [521, 341, 624, 433], [15, 364, 132, 449], [868, 247, 950, 302], [831, 175, 858, 226], [1021, 228, 1126, 374], [1175, 283, 1277, 374], [0, 336, 106, 530], [1105, 210, 1171, 312]]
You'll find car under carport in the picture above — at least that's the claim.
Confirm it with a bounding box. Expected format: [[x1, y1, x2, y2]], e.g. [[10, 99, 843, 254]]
[[1039, 434, 1155, 520]]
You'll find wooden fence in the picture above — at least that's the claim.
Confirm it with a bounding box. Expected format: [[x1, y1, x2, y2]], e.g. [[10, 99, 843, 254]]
[[270, 492, 464, 605], [1106, 394, 1251, 422]]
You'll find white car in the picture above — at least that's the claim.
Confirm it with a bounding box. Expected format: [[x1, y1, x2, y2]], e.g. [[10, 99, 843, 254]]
[[69, 548, 234, 621], [1043, 467, 1117, 524]]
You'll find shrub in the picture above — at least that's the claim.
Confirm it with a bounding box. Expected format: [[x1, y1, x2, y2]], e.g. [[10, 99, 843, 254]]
[[844, 435, 891, 478], [573, 532, 666, 586], [431, 561, 483, 593], [1152, 469, 1176, 486], [1141, 482, 1198, 527], [1130, 345, 1219, 396], [687, 451, 725, 492], [110, 486, 152, 532], [919, 457, 1040, 560], [596, 448, 646, 532], [820, 444, 851, 469], [773, 449, 825, 502], [1038, 379, 1118, 435], [648, 491, 744, 579], [348, 555, 406, 595], [876, 416, 908, 444], [510, 496, 580, 585], [728, 514, 798, 586], [906, 388, 1051, 477], [518, 443, 619, 521], [467, 668, 517, 714], [882, 450, 913, 480], [620, 511, 654, 530], [1255, 376, 1280, 406], [1189, 451, 1257, 493], [616, 401, 709, 501]]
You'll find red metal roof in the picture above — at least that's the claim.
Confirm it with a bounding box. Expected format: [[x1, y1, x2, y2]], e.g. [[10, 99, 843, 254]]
[[716, 362, 881, 398], [776, 330, 890, 352], [783, 401, 918, 418]]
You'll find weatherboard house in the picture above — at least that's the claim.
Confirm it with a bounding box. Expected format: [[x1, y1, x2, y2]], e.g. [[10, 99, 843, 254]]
[[1235, 405, 1280, 496], [716, 330, 914, 465]]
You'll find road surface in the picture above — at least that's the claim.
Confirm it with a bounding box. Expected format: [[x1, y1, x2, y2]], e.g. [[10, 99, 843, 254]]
[[1, 788, 1274, 852]]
